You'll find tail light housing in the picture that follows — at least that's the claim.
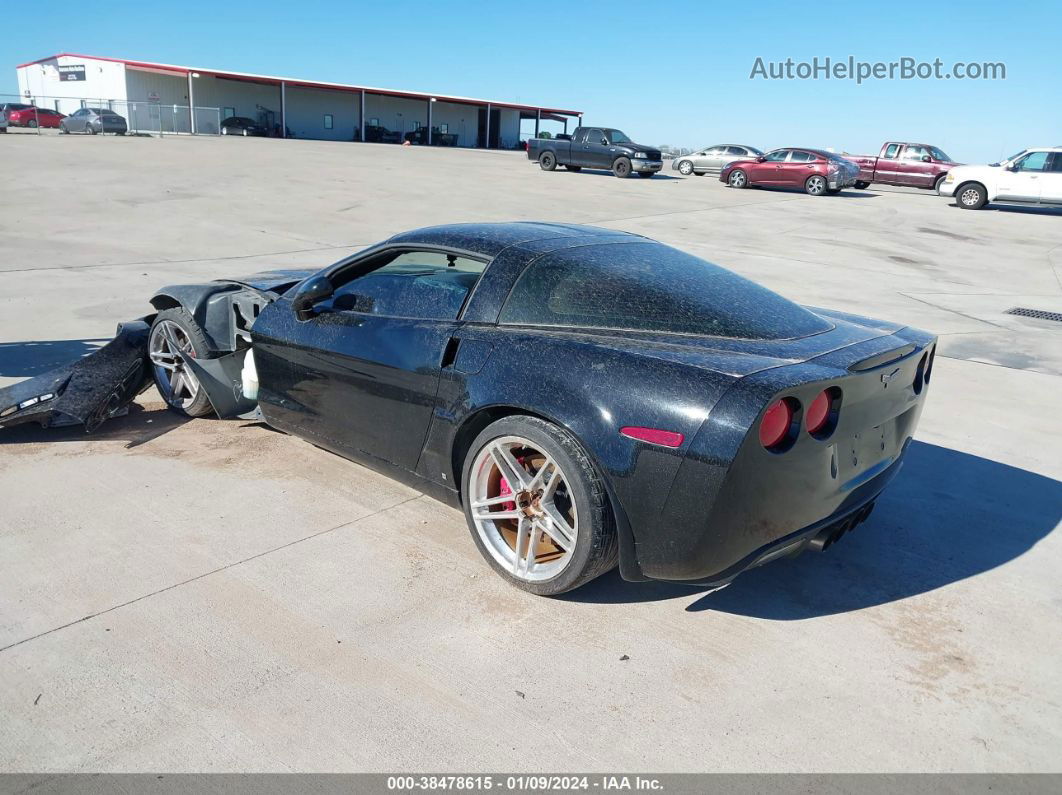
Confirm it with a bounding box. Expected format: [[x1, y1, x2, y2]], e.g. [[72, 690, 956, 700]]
[[806, 387, 842, 439], [759, 397, 800, 452]]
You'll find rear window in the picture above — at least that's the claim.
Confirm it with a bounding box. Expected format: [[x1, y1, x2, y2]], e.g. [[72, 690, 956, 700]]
[[499, 242, 833, 340]]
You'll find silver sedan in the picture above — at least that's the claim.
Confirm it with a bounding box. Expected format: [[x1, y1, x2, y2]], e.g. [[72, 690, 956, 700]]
[[673, 144, 763, 176]]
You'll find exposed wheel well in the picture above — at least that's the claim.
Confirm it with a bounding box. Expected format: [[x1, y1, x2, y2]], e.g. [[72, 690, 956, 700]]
[[955, 180, 986, 195]]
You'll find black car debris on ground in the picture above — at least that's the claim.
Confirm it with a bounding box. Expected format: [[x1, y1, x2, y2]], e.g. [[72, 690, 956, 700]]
[[0, 223, 935, 595]]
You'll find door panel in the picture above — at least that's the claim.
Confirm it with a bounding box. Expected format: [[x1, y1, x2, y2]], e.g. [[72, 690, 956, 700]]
[[252, 300, 455, 471], [753, 150, 790, 184]]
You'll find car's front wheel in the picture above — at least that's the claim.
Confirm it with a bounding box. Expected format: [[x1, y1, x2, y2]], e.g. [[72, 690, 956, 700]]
[[462, 415, 617, 596], [86, 125, 97, 135], [934, 174, 947, 194], [805, 175, 827, 196], [728, 169, 748, 188], [956, 183, 987, 209], [677, 159, 694, 176], [27, 119, 38, 129], [539, 151, 557, 171], [242, 128, 248, 137], [221, 127, 229, 135], [148, 308, 215, 417], [612, 157, 632, 178]]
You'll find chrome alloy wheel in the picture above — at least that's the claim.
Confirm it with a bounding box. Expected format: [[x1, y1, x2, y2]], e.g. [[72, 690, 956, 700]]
[[806, 175, 827, 195], [960, 188, 980, 206], [469, 436, 578, 582], [729, 170, 747, 187], [678, 160, 694, 175], [148, 320, 201, 410]]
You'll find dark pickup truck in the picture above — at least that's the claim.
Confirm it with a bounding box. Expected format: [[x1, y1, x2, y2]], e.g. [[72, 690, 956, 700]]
[[527, 127, 663, 178], [846, 142, 960, 192]]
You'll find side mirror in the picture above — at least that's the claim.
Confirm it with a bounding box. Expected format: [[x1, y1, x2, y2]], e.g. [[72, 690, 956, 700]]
[[921, 155, 932, 162], [1007, 163, 1020, 172], [756, 156, 766, 162], [292, 275, 334, 322]]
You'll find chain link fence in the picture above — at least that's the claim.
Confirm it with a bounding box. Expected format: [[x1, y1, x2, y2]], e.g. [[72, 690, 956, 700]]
[[1, 94, 220, 137]]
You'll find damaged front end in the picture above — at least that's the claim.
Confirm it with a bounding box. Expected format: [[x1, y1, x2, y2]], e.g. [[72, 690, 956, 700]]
[[0, 320, 154, 432]]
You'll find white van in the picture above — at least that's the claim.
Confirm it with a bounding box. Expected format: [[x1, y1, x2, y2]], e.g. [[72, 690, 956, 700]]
[[939, 147, 1062, 209]]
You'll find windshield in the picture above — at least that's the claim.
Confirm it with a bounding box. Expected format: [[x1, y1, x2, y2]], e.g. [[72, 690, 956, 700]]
[[1002, 149, 1027, 164], [928, 146, 952, 162], [606, 129, 632, 143], [500, 242, 833, 340]]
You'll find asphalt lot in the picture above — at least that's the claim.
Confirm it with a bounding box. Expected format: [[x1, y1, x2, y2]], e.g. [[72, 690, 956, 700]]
[[1, 132, 1060, 773]]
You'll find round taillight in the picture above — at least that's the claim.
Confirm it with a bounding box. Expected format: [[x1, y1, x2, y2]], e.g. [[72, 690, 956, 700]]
[[806, 390, 831, 434], [759, 399, 793, 449]]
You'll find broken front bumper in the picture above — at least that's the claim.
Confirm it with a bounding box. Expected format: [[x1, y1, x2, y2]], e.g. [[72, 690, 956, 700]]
[[0, 320, 153, 432]]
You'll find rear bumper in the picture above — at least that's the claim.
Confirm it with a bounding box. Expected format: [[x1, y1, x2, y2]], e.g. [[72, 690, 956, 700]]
[[631, 159, 663, 172]]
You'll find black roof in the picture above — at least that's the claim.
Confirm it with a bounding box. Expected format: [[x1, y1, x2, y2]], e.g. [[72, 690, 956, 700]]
[[386, 222, 645, 259]]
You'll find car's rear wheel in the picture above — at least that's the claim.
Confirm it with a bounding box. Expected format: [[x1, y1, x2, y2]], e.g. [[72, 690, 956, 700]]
[[221, 127, 229, 135], [612, 157, 632, 178], [27, 119, 38, 129], [462, 416, 617, 596], [87, 125, 97, 135], [59, 123, 67, 134], [539, 151, 557, 171], [677, 159, 694, 176], [805, 175, 827, 196], [728, 169, 748, 188], [148, 308, 215, 417], [854, 180, 870, 189], [957, 183, 987, 210]]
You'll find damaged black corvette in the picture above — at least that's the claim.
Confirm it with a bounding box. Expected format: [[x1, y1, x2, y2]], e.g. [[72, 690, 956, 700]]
[[0, 223, 937, 595]]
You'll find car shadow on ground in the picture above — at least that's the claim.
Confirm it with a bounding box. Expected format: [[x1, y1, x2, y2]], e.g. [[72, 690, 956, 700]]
[[0, 339, 109, 378], [947, 203, 1062, 217], [0, 402, 188, 449], [563, 441, 1061, 617], [563, 169, 682, 181]]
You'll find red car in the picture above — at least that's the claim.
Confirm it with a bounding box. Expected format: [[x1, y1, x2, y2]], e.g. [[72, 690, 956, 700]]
[[845, 142, 959, 193], [5, 106, 66, 129], [720, 148, 860, 196]]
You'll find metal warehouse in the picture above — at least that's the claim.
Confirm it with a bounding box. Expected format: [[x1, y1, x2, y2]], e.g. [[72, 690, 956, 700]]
[[15, 53, 582, 147]]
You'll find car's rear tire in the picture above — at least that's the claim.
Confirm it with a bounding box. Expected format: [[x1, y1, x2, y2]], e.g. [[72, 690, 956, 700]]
[[612, 157, 632, 178], [27, 119, 38, 129], [805, 175, 827, 196], [728, 169, 748, 188], [677, 159, 694, 176], [956, 182, 987, 210], [539, 151, 557, 171], [148, 308, 215, 418], [221, 127, 229, 135], [461, 415, 618, 596], [854, 180, 870, 190], [87, 125, 97, 135], [59, 123, 67, 134]]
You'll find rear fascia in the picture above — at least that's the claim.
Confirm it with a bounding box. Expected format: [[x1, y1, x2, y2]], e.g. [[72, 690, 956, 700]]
[[642, 327, 936, 582]]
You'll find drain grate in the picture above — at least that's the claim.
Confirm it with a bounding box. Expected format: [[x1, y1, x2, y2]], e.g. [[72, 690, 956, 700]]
[[1004, 307, 1062, 323]]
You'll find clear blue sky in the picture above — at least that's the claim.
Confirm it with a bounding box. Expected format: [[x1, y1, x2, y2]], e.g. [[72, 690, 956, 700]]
[[4, 0, 1058, 162]]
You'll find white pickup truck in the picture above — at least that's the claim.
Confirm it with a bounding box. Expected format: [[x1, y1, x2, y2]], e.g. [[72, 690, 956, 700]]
[[939, 147, 1062, 209]]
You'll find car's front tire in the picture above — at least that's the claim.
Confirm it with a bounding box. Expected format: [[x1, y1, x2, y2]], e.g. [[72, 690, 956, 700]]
[[956, 182, 988, 210], [539, 151, 557, 171], [612, 157, 632, 178], [87, 125, 97, 135], [27, 119, 38, 129], [148, 308, 215, 418], [805, 175, 827, 196], [728, 169, 748, 188], [462, 415, 618, 596], [934, 174, 947, 194], [677, 159, 694, 176], [221, 127, 229, 135]]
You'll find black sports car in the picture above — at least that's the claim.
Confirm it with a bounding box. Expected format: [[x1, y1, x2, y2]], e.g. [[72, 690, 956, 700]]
[[220, 116, 268, 137], [0, 223, 936, 595]]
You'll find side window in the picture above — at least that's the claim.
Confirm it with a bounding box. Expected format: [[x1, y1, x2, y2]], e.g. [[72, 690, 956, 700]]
[[323, 114, 334, 130], [330, 251, 487, 321], [903, 145, 929, 160], [764, 150, 789, 162], [588, 128, 606, 145], [1046, 153, 1062, 173], [1015, 151, 1049, 172], [789, 151, 815, 163], [883, 144, 902, 159], [725, 146, 746, 156]]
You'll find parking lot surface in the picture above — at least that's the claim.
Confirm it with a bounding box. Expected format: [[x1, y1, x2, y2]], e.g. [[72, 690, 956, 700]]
[[1, 134, 1060, 772]]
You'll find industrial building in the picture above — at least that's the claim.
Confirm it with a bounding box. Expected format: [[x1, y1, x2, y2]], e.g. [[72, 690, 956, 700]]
[[15, 53, 582, 147]]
